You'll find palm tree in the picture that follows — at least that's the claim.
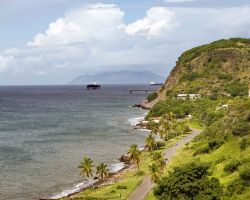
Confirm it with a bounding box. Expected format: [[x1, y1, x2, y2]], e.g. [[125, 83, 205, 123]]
[[162, 120, 171, 141], [167, 112, 176, 121], [151, 125, 158, 136], [152, 152, 166, 172], [175, 121, 186, 136], [145, 134, 156, 151], [127, 144, 141, 171], [78, 157, 94, 178], [149, 162, 161, 183], [96, 163, 109, 181], [158, 129, 165, 139]]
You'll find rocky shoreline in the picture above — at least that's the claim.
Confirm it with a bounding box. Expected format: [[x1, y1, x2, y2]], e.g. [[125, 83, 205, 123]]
[[40, 113, 148, 200]]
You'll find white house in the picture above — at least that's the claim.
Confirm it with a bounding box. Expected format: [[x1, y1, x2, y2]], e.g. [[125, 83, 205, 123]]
[[177, 93, 201, 100], [216, 104, 229, 110]]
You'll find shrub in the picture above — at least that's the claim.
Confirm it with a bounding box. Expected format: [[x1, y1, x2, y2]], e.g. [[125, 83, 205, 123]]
[[116, 185, 127, 189], [232, 120, 250, 136], [135, 170, 145, 176], [154, 162, 222, 200], [200, 111, 224, 126], [227, 180, 245, 195], [208, 139, 224, 151], [215, 156, 227, 164], [194, 139, 224, 156], [184, 125, 192, 133], [224, 160, 241, 173], [217, 73, 233, 81], [240, 138, 248, 151], [157, 141, 166, 148], [181, 72, 200, 81], [245, 112, 250, 122], [226, 82, 248, 97], [148, 99, 194, 118], [193, 146, 210, 156], [239, 165, 250, 181], [146, 92, 158, 102]]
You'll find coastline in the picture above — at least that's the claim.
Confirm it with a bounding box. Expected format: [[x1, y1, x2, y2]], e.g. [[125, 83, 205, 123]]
[[41, 112, 148, 200]]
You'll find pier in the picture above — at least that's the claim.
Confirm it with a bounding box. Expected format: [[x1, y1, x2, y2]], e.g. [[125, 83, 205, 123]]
[[130, 89, 157, 94]]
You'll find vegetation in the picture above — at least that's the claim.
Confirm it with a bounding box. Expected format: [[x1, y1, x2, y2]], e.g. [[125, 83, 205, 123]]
[[154, 162, 222, 200], [78, 157, 94, 178], [68, 38, 250, 200], [147, 92, 158, 102], [157, 38, 250, 98], [96, 163, 109, 181], [127, 144, 141, 171]]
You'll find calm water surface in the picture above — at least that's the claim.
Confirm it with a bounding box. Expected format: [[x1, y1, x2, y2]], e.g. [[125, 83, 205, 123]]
[[0, 85, 155, 200]]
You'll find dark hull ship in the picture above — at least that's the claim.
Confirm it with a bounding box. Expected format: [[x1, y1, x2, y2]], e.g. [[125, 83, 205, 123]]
[[87, 83, 101, 90]]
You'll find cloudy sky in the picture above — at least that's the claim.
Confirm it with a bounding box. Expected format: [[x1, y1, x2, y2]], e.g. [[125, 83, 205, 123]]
[[0, 0, 250, 85]]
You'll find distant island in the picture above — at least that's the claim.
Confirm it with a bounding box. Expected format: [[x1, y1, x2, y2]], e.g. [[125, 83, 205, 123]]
[[69, 71, 165, 85]]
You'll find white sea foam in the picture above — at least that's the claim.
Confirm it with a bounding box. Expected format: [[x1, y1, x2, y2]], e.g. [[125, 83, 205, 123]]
[[109, 162, 126, 173], [128, 116, 144, 126], [49, 179, 96, 199], [49, 162, 126, 199]]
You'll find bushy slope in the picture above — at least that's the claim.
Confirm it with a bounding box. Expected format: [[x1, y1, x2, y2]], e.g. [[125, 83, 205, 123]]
[[151, 38, 250, 104], [145, 38, 250, 199]]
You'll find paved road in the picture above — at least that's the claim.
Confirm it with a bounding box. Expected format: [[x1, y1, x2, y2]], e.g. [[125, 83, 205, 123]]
[[128, 128, 202, 200]]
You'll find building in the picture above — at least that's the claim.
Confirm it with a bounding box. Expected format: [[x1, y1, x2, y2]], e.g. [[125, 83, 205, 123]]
[[176, 93, 201, 100]]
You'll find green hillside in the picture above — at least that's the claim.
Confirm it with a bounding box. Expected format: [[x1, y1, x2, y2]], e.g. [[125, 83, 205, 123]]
[[145, 38, 250, 199], [148, 38, 250, 104]]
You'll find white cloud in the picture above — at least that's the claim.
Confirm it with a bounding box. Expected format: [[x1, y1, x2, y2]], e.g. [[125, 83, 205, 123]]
[[27, 4, 125, 46], [125, 7, 178, 37], [0, 54, 13, 72], [1, 3, 250, 85]]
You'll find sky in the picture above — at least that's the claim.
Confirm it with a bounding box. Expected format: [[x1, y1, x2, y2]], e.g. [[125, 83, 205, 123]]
[[0, 0, 250, 85]]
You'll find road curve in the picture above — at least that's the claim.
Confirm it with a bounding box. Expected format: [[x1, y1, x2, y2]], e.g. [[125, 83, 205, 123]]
[[128, 128, 202, 200]]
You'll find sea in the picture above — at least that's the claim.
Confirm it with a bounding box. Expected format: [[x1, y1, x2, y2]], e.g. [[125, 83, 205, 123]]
[[0, 85, 156, 200]]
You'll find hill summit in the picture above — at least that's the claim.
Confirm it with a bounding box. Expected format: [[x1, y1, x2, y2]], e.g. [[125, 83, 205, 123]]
[[150, 38, 250, 105]]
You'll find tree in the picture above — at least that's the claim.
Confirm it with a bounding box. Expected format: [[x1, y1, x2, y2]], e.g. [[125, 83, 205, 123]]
[[158, 129, 165, 139], [127, 144, 141, 171], [145, 134, 156, 151], [162, 120, 171, 141], [149, 162, 161, 183], [154, 162, 222, 200], [78, 157, 94, 178], [176, 121, 186, 136], [152, 152, 166, 172], [96, 163, 109, 181]]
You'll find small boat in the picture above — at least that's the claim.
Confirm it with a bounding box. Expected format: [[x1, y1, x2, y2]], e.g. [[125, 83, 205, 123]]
[[150, 82, 163, 86], [87, 82, 101, 90]]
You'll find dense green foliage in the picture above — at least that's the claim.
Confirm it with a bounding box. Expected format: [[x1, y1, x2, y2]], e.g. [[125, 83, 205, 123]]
[[147, 92, 158, 102], [179, 38, 250, 64], [224, 160, 241, 173], [154, 162, 222, 200], [226, 82, 248, 97], [158, 38, 250, 98]]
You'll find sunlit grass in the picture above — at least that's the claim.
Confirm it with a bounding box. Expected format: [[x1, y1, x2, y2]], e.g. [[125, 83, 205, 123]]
[[63, 135, 186, 200]]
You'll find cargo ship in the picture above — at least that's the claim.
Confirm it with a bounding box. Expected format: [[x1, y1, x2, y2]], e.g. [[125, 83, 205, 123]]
[[87, 82, 101, 90], [150, 81, 163, 86]]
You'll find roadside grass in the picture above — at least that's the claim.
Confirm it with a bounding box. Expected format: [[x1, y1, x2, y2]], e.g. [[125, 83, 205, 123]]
[[64, 135, 186, 200], [145, 134, 250, 200]]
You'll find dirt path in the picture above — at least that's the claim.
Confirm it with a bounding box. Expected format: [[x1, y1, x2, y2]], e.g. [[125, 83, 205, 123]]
[[128, 128, 202, 200]]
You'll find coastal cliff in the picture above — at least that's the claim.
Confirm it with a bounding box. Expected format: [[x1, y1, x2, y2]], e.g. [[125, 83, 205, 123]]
[[146, 38, 250, 107]]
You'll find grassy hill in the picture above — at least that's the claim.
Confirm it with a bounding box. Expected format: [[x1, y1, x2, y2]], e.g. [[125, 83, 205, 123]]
[[145, 38, 250, 199], [147, 38, 250, 105]]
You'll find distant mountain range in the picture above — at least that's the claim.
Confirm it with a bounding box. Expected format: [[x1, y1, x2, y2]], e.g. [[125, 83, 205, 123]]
[[69, 71, 165, 84]]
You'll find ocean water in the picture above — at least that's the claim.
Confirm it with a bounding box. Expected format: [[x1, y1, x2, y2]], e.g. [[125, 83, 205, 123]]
[[0, 85, 155, 200]]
